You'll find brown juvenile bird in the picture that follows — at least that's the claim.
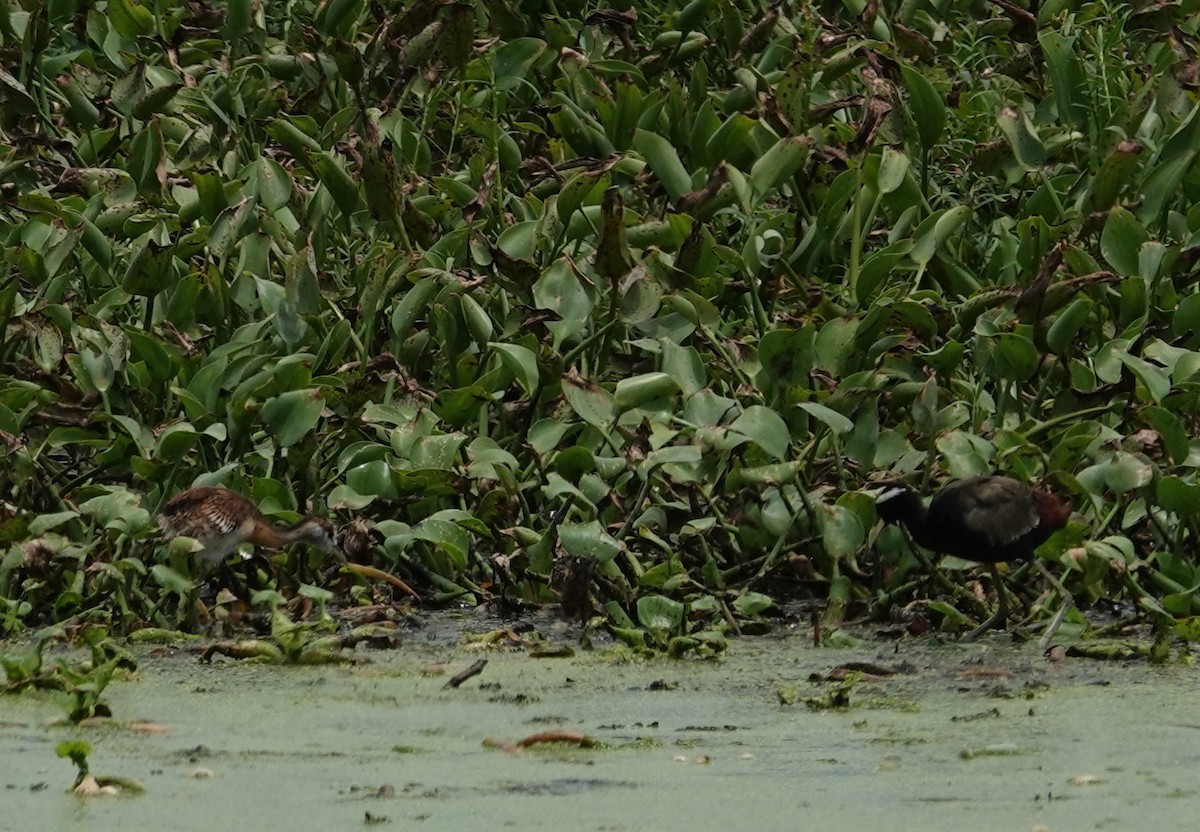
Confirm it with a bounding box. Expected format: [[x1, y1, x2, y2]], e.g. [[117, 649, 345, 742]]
[[875, 475, 1073, 637], [157, 486, 339, 573]]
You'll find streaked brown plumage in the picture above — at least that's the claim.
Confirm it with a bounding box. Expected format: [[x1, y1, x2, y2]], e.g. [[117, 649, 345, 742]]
[[157, 486, 338, 570]]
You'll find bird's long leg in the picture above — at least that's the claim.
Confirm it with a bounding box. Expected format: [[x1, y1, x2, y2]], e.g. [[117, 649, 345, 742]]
[[965, 563, 1008, 639], [1034, 560, 1076, 650], [896, 529, 979, 606]]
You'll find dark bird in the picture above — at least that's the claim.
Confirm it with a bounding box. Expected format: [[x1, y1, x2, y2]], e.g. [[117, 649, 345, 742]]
[[875, 475, 1072, 637], [157, 486, 339, 572]]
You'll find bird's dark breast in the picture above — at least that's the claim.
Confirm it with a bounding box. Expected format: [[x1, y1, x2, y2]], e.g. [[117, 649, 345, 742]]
[[918, 522, 1039, 563]]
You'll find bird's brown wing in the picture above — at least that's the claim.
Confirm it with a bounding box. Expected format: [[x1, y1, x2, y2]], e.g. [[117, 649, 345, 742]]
[[952, 477, 1039, 548], [158, 487, 257, 540]]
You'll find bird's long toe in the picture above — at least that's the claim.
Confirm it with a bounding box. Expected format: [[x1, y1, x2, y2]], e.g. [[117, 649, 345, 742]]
[[964, 606, 1008, 640]]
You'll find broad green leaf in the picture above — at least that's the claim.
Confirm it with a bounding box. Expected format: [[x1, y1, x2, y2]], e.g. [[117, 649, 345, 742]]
[[261, 389, 325, 447], [797, 402, 854, 435], [900, 64, 945, 152], [997, 107, 1046, 170], [533, 259, 593, 350], [594, 187, 631, 281], [749, 136, 809, 197], [1158, 476, 1200, 516], [412, 512, 472, 569], [990, 333, 1039, 381], [1089, 140, 1142, 211], [492, 38, 547, 90], [391, 272, 442, 342], [636, 594, 684, 639], [730, 406, 792, 461], [731, 591, 775, 616], [316, 0, 365, 37], [615, 372, 678, 411], [310, 151, 363, 218], [497, 221, 536, 259], [563, 369, 617, 427], [1039, 31, 1088, 129], [1119, 351, 1170, 403], [151, 564, 194, 594], [1103, 452, 1153, 493], [127, 120, 165, 194], [817, 504, 864, 559], [29, 511, 79, 535], [488, 343, 539, 395], [107, 0, 154, 39], [1100, 207, 1149, 276], [875, 147, 910, 194], [661, 340, 706, 397], [911, 205, 971, 266], [225, 0, 252, 40], [558, 520, 621, 563], [634, 128, 692, 203], [250, 157, 293, 212], [1047, 297, 1092, 356]]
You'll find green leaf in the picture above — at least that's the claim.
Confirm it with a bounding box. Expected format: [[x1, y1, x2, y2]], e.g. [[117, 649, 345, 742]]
[[594, 187, 632, 281], [748, 136, 809, 197], [225, 0, 252, 40], [488, 343, 539, 395], [107, 0, 154, 39], [797, 402, 854, 435], [412, 511, 472, 569], [660, 340, 706, 397], [990, 333, 1039, 381], [558, 521, 622, 563], [911, 205, 971, 266], [1100, 207, 1150, 277], [636, 594, 685, 640], [875, 147, 910, 195], [250, 157, 293, 212], [562, 369, 617, 428], [127, 120, 165, 194], [1119, 351, 1170, 403], [1157, 476, 1200, 516], [310, 151, 363, 218], [29, 511, 79, 535], [614, 372, 678, 411], [997, 107, 1046, 170], [391, 272, 442, 343], [497, 221, 536, 259], [1103, 452, 1153, 493], [729, 405, 792, 461], [151, 564, 194, 594], [817, 504, 865, 559], [1047, 297, 1092, 356], [1089, 140, 1142, 212], [1142, 407, 1189, 464], [634, 129, 692, 203], [900, 64, 945, 152], [731, 591, 775, 617], [1039, 31, 1088, 129], [533, 259, 593, 350], [492, 38, 547, 90], [261, 389, 325, 447], [316, 0, 365, 38]]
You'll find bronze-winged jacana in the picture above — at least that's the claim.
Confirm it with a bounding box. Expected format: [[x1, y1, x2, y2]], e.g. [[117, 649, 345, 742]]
[[875, 475, 1072, 638], [157, 486, 339, 571]]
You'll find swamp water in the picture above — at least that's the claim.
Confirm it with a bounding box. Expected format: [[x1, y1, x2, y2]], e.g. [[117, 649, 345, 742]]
[[2, 613, 1198, 831]]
